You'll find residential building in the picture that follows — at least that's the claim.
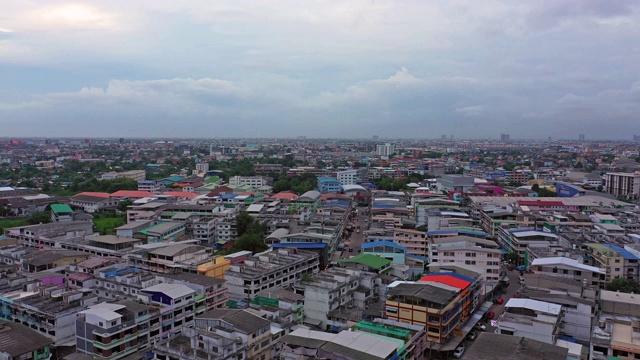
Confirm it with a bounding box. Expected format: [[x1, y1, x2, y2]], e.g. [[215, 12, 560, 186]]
[[154, 272, 228, 313], [138, 283, 196, 338], [531, 256, 606, 288], [336, 169, 358, 185], [195, 162, 209, 173], [255, 163, 283, 173], [464, 333, 569, 360], [100, 170, 146, 181], [135, 222, 186, 243], [429, 236, 502, 286], [604, 172, 640, 200], [196, 255, 230, 279], [76, 300, 156, 359], [497, 229, 559, 267], [70, 192, 120, 213], [137, 180, 160, 193], [252, 287, 304, 325], [279, 328, 403, 360], [0, 320, 55, 360], [591, 290, 640, 360], [495, 298, 563, 345], [228, 176, 272, 191], [317, 176, 342, 194], [586, 243, 640, 282], [50, 203, 73, 222], [437, 175, 475, 192], [224, 248, 320, 301], [376, 143, 396, 157]]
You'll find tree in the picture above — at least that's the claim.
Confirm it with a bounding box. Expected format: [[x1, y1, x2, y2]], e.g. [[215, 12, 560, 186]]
[[117, 200, 133, 212], [236, 212, 255, 237], [27, 212, 51, 225], [232, 233, 268, 253], [605, 278, 640, 294], [597, 185, 603, 192], [531, 184, 540, 192]]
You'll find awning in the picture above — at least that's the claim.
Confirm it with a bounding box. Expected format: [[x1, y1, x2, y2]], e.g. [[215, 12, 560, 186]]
[[304, 318, 322, 326], [460, 301, 492, 333]]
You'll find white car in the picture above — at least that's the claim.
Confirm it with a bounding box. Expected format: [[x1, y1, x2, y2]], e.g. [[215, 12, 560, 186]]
[[453, 344, 466, 358], [474, 324, 486, 331]]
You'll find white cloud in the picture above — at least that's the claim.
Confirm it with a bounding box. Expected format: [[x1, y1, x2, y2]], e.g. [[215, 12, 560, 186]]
[[455, 105, 485, 117]]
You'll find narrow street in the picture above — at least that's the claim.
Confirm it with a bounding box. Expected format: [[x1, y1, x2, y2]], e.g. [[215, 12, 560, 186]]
[[486, 266, 523, 334], [337, 206, 369, 260]]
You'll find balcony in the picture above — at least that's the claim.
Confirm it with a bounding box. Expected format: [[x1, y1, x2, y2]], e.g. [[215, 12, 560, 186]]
[[93, 332, 139, 350]]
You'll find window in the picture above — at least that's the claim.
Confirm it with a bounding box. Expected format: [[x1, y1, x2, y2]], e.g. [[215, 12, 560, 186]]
[[575, 271, 582, 276], [500, 330, 514, 335], [562, 269, 568, 275]]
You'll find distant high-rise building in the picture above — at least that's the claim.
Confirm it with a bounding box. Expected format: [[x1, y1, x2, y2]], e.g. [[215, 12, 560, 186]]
[[548, 136, 552, 141], [119, 137, 125, 144], [634, 135, 640, 142], [441, 135, 447, 140], [579, 134, 585, 141], [376, 143, 396, 157], [449, 135, 454, 140], [500, 134, 510, 142], [373, 135, 379, 140]]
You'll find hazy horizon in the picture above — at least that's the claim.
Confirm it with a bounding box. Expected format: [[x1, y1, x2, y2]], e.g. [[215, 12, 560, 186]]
[[2, 1, 640, 139]]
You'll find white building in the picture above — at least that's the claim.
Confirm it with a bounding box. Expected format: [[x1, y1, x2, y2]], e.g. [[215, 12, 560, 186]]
[[195, 162, 209, 173], [531, 257, 605, 288], [228, 175, 271, 190], [376, 143, 395, 157], [496, 298, 563, 345], [429, 236, 502, 287], [336, 169, 358, 186], [604, 172, 640, 200]]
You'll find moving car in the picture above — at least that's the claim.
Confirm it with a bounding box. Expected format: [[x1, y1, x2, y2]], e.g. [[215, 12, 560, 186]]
[[453, 344, 466, 359], [467, 330, 478, 340]]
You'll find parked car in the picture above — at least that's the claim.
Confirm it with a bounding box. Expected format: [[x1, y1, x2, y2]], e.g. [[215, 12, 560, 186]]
[[495, 297, 504, 305], [474, 324, 486, 331], [467, 330, 478, 340], [453, 344, 466, 359], [486, 311, 495, 320]]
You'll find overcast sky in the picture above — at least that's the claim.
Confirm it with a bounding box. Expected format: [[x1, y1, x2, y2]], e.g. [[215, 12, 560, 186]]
[[1, 1, 639, 139]]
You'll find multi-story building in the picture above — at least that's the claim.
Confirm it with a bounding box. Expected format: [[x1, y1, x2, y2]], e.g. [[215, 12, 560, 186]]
[[252, 287, 305, 325], [336, 169, 358, 185], [228, 176, 272, 190], [299, 268, 379, 331], [70, 192, 120, 213], [437, 174, 475, 192], [195, 162, 209, 173], [76, 300, 156, 359], [530, 257, 606, 288], [255, 163, 283, 173], [586, 243, 640, 282], [604, 172, 640, 200], [154, 272, 228, 313], [138, 283, 196, 338], [317, 176, 342, 194], [0, 320, 55, 360], [137, 180, 160, 193], [100, 170, 146, 181], [224, 248, 320, 301], [591, 290, 640, 360], [495, 298, 563, 345], [429, 236, 502, 286], [425, 210, 476, 231], [376, 143, 395, 157], [497, 228, 560, 267]]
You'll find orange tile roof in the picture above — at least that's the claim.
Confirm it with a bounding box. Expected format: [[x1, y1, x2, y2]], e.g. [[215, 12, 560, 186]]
[[110, 190, 156, 198], [270, 192, 299, 200], [163, 191, 199, 199]]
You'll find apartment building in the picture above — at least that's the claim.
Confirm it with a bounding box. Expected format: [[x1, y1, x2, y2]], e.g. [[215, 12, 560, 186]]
[[495, 298, 563, 345], [224, 248, 320, 301], [138, 283, 196, 338], [591, 290, 640, 360], [393, 228, 429, 258], [228, 175, 272, 190], [317, 176, 342, 194], [138, 180, 160, 193], [336, 169, 358, 185], [300, 268, 379, 331], [497, 228, 560, 267], [70, 192, 120, 213], [531, 257, 606, 288], [425, 210, 476, 231], [429, 236, 502, 285], [604, 172, 640, 200], [154, 272, 228, 313], [101, 170, 146, 181], [255, 163, 283, 173], [252, 287, 305, 325], [76, 300, 156, 359], [586, 243, 640, 282], [135, 222, 186, 243]]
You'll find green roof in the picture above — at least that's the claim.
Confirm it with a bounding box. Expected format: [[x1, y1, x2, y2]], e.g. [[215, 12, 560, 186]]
[[337, 253, 391, 269], [205, 176, 221, 184], [50, 204, 73, 214]]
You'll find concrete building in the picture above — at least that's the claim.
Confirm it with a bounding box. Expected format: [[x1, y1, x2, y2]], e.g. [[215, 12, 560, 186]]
[[100, 170, 146, 182], [137, 180, 160, 193], [316, 176, 342, 194], [586, 243, 640, 282], [376, 143, 396, 157], [0, 320, 55, 360], [76, 300, 156, 359], [195, 162, 209, 173], [70, 192, 120, 213], [464, 333, 569, 360], [497, 229, 559, 267], [336, 169, 358, 186], [224, 248, 320, 301], [429, 236, 502, 286], [228, 176, 272, 191], [437, 175, 475, 193], [495, 298, 563, 345], [138, 283, 196, 338], [604, 172, 640, 200], [531, 256, 606, 288], [591, 290, 640, 360]]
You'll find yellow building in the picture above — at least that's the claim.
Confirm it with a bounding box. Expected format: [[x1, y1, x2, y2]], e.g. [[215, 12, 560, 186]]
[[197, 255, 231, 279]]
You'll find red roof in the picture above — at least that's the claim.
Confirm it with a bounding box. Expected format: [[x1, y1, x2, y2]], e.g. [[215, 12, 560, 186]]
[[419, 274, 470, 289], [76, 192, 110, 198], [110, 190, 156, 198], [207, 186, 233, 197], [163, 191, 199, 199], [517, 200, 564, 207], [270, 192, 299, 201]]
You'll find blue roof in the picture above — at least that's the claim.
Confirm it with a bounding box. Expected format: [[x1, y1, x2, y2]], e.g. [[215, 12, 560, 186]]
[[221, 193, 237, 199], [428, 272, 476, 282], [163, 176, 184, 182], [361, 241, 407, 251], [372, 204, 397, 209], [271, 243, 327, 249], [322, 201, 350, 208], [318, 176, 339, 183], [603, 244, 640, 260], [406, 254, 428, 261], [138, 180, 156, 184]]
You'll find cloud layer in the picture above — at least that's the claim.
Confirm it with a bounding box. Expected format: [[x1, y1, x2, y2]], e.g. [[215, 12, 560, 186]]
[[1, 1, 639, 139]]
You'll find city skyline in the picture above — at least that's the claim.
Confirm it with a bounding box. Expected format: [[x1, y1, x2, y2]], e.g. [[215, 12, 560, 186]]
[[2, 1, 640, 138]]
